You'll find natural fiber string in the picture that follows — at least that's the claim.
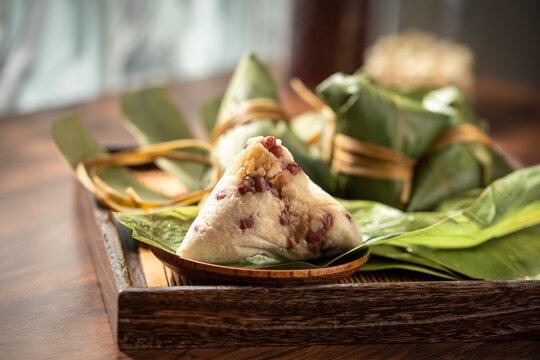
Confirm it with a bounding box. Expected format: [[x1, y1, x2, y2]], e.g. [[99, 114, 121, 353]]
[[332, 133, 416, 204], [75, 139, 221, 211], [426, 123, 496, 195], [290, 76, 498, 206], [332, 123, 496, 205], [289, 78, 336, 161], [210, 98, 289, 144], [428, 123, 494, 152]]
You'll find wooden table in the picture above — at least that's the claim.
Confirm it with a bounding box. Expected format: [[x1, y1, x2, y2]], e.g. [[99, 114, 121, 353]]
[[1, 75, 539, 359]]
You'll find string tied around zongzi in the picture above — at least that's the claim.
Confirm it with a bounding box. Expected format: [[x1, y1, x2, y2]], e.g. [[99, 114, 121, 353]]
[[332, 133, 417, 205], [75, 139, 221, 211], [428, 123, 495, 153], [425, 123, 497, 193], [210, 99, 289, 144]]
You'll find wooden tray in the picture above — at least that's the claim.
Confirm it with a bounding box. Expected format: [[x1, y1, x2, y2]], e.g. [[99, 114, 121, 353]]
[[76, 183, 540, 349]]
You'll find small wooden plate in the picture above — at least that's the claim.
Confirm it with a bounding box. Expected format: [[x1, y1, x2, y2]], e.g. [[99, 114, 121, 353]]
[[150, 246, 370, 285]]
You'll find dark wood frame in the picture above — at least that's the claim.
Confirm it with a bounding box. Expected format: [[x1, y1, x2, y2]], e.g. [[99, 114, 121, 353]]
[[77, 183, 540, 349]]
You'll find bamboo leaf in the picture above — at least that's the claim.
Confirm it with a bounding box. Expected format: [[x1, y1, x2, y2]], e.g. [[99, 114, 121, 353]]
[[390, 165, 540, 249], [407, 87, 512, 211], [214, 53, 337, 193], [406, 226, 540, 280], [200, 94, 224, 138], [115, 207, 199, 253], [52, 113, 169, 204], [370, 244, 455, 273], [318, 72, 451, 207], [122, 87, 210, 191], [359, 256, 464, 280]]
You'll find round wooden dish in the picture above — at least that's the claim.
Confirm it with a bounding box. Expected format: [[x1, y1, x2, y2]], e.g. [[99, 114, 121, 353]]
[[150, 246, 370, 285]]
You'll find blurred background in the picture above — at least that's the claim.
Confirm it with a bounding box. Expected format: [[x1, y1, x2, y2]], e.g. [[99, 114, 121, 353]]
[[1, 0, 539, 117]]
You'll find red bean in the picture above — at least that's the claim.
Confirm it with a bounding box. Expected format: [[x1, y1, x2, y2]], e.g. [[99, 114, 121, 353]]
[[269, 145, 283, 158], [270, 187, 280, 198], [239, 216, 254, 230], [322, 212, 334, 231], [237, 179, 251, 195], [279, 211, 288, 226], [254, 176, 267, 192], [345, 212, 353, 222], [286, 236, 295, 249], [307, 229, 324, 242], [308, 239, 322, 252], [285, 163, 300, 175], [262, 136, 276, 149], [193, 225, 199, 233], [215, 191, 226, 200]]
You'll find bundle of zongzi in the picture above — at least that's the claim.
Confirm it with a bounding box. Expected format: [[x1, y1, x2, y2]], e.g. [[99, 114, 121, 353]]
[[177, 136, 362, 263], [317, 72, 451, 209], [407, 87, 513, 210]]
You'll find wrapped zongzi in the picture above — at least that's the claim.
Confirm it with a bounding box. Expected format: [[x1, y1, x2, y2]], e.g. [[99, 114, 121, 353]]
[[178, 136, 362, 263], [317, 72, 451, 208], [211, 53, 336, 192]]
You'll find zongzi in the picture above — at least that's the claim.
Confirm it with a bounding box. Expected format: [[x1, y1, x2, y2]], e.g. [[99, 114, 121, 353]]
[[317, 71, 451, 208], [177, 136, 362, 263], [211, 53, 336, 192]]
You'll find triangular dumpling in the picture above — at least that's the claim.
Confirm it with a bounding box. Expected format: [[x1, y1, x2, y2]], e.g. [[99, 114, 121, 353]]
[[177, 136, 362, 263]]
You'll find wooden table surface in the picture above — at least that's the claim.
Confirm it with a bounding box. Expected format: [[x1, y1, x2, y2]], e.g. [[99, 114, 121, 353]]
[[1, 75, 539, 360]]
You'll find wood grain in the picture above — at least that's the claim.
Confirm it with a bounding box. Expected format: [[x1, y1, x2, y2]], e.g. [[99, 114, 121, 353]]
[[1, 75, 539, 359], [115, 281, 540, 349]]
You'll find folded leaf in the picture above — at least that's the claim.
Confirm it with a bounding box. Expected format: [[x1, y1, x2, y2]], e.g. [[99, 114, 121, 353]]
[[359, 256, 464, 280], [318, 72, 451, 208], [122, 87, 210, 191], [115, 207, 199, 253], [200, 94, 224, 138], [213, 53, 336, 192], [370, 244, 456, 274], [52, 113, 170, 205], [389, 165, 540, 249], [406, 226, 540, 280], [407, 87, 513, 211]]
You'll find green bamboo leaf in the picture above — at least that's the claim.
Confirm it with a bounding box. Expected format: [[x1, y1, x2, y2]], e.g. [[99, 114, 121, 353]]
[[52, 113, 169, 204], [407, 87, 512, 211], [340, 199, 447, 241], [122, 87, 193, 142], [200, 94, 224, 138], [432, 188, 482, 213], [122, 87, 210, 191], [390, 165, 540, 249], [359, 256, 464, 280], [318, 72, 451, 207], [214, 53, 336, 193], [407, 226, 540, 280], [115, 207, 199, 253], [370, 244, 455, 273]]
